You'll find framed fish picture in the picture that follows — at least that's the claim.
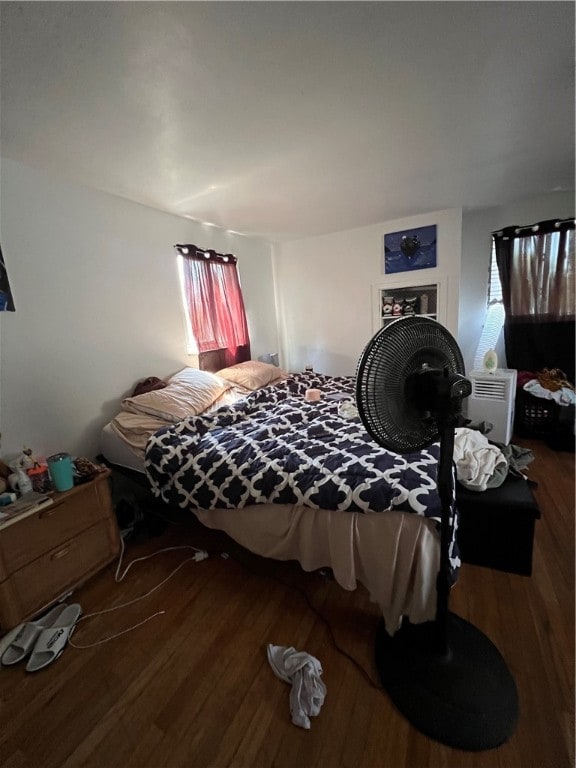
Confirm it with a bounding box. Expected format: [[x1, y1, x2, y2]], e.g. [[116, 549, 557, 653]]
[[384, 225, 437, 274], [0, 244, 15, 311]]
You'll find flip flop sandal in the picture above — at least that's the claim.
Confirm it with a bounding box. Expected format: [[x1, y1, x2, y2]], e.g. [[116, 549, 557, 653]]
[[1, 604, 70, 666], [26, 603, 82, 673], [0, 625, 25, 665]]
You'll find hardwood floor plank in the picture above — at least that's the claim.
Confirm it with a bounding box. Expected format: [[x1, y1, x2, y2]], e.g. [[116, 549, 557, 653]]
[[0, 437, 573, 768]]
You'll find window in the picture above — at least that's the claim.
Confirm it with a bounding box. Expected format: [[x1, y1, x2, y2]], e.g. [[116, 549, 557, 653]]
[[488, 241, 504, 305], [491, 219, 575, 379], [473, 240, 505, 371], [175, 244, 250, 356]]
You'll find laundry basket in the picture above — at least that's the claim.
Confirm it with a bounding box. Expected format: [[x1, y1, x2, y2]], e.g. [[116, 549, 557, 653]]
[[514, 389, 559, 437]]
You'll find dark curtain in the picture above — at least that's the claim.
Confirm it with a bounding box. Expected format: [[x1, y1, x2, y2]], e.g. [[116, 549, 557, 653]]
[[494, 218, 575, 382]]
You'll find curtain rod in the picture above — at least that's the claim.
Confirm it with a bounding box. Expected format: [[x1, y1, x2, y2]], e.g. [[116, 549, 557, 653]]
[[174, 244, 237, 264], [492, 218, 575, 238]]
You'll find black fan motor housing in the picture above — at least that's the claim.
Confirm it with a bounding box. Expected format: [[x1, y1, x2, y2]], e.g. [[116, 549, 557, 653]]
[[356, 316, 469, 454], [407, 366, 472, 421]]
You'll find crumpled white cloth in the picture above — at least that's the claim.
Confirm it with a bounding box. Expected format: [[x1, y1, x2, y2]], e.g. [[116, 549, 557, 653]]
[[454, 428, 507, 492], [524, 379, 576, 406], [338, 401, 359, 420], [266, 644, 327, 729]]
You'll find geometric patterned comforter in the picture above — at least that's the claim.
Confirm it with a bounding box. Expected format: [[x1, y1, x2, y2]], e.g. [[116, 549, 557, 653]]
[[145, 372, 447, 519], [145, 371, 460, 576]]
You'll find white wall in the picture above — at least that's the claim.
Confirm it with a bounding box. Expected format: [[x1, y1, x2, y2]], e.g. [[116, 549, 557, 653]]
[[275, 193, 574, 380], [1, 156, 570, 464], [0, 158, 277, 460], [459, 191, 575, 374], [274, 208, 462, 375]]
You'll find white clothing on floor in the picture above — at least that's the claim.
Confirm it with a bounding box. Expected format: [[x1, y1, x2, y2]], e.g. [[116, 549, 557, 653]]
[[266, 644, 327, 729]]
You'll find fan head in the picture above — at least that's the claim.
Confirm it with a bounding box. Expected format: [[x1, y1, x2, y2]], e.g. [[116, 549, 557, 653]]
[[356, 317, 470, 453]]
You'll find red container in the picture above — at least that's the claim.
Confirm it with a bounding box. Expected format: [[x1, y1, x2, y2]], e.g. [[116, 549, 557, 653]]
[[27, 465, 52, 493]]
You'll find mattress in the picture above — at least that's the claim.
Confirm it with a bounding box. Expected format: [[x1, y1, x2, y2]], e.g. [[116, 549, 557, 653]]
[[101, 422, 146, 474]]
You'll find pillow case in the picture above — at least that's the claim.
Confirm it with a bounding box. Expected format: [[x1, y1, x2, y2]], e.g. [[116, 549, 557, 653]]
[[216, 360, 288, 391], [122, 367, 232, 423]]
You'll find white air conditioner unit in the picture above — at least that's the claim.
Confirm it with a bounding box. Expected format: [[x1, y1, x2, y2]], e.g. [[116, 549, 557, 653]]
[[466, 369, 518, 445]]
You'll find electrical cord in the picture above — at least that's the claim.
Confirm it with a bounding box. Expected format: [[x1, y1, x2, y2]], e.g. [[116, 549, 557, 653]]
[[68, 538, 207, 648], [68, 536, 383, 690], [248, 561, 383, 691]]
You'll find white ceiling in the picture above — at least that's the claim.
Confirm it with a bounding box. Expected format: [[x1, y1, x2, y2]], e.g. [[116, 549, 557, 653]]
[[1, 2, 574, 241]]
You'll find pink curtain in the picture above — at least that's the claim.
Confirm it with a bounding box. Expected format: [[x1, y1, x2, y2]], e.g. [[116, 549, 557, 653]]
[[179, 247, 250, 355]]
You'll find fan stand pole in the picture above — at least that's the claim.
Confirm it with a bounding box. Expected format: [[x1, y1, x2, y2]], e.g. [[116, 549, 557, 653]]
[[434, 420, 455, 657], [373, 418, 519, 751]]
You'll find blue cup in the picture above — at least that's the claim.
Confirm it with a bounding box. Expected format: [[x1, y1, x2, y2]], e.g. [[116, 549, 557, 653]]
[[47, 453, 74, 492]]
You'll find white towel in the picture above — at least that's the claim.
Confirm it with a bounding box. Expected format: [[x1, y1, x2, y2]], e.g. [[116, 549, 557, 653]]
[[266, 644, 327, 729], [454, 428, 507, 492]]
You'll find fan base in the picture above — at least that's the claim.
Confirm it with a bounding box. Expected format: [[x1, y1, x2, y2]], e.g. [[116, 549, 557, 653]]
[[375, 612, 519, 751]]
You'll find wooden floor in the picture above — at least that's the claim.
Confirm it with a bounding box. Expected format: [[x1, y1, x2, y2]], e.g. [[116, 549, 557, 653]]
[[0, 437, 573, 768]]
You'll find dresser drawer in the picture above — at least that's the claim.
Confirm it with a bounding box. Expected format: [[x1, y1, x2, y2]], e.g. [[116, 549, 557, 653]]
[[0, 478, 112, 577], [0, 518, 120, 629]]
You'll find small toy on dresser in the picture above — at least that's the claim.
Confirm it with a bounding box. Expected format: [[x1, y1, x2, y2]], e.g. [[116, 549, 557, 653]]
[[4, 448, 51, 494], [6, 449, 36, 494]]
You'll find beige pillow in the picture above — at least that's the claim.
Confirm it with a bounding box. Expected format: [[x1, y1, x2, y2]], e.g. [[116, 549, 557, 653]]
[[122, 368, 232, 423], [216, 360, 288, 391]]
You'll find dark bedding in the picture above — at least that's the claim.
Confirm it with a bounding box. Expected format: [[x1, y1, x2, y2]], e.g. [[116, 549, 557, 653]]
[[145, 371, 460, 577], [145, 372, 450, 522]]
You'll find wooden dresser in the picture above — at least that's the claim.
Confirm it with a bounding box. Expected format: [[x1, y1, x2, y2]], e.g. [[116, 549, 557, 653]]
[[0, 470, 120, 630]]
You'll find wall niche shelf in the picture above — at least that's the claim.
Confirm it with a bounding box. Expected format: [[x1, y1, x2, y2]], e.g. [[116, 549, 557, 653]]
[[372, 280, 445, 333]]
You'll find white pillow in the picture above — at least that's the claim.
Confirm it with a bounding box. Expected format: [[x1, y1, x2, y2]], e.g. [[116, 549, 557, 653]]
[[122, 368, 232, 423], [216, 360, 288, 391]]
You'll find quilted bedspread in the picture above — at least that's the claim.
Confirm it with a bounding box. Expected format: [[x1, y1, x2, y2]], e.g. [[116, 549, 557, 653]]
[[145, 372, 449, 524]]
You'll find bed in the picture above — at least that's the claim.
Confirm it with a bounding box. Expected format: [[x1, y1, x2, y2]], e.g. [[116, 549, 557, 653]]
[[100, 361, 459, 635]]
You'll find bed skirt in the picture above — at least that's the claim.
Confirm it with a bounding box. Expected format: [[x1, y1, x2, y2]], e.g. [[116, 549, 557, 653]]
[[192, 504, 440, 635]]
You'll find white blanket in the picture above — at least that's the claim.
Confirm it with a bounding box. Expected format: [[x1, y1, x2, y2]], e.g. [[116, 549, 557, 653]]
[[454, 428, 507, 492]]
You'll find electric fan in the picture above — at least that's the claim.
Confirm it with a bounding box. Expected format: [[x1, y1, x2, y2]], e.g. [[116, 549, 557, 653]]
[[356, 316, 518, 751]]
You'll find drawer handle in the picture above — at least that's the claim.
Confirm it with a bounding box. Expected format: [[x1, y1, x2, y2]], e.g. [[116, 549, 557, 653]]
[[52, 546, 72, 561], [39, 506, 57, 519]]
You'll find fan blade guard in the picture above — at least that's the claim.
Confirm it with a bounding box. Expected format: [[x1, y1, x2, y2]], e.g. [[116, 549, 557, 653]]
[[356, 317, 466, 453]]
